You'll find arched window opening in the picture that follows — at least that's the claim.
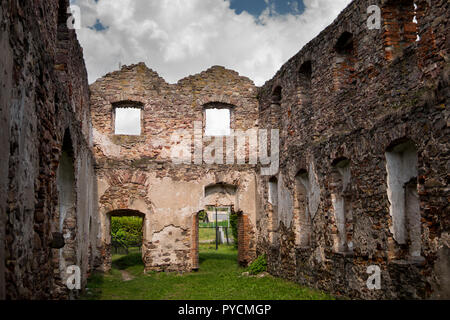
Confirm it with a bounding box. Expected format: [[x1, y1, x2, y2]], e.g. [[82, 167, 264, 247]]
[[298, 61, 312, 107], [386, 139, 421, 260], [268, 177, 279, 245], [57, 0, 69, 27], [56, 129, 76, 285], [55, 0, 71, 72], [382, 0, 418, 60], [271, 86, 282, 105], [334, 32, 356, 91], [268, 177, 278, 207], [335, 32, 354, 55], [294, 170, 312, 247], [299, 61, 312, 87], [57, 130, 75, 233], [330, 158, 353, 253]]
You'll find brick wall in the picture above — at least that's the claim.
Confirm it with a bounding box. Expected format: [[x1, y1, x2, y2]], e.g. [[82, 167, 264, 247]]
[[237, 213, 256, 266]]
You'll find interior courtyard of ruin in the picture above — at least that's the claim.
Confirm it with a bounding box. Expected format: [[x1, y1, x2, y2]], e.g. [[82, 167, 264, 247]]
[[0, 0, 448, 300]]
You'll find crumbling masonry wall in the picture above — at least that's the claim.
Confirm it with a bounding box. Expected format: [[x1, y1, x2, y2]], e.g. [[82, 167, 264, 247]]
[[0, 0, 99, 299], [90, 64, 259, 272], [1, 0, 448, 301], [256, 0, 449, 299]]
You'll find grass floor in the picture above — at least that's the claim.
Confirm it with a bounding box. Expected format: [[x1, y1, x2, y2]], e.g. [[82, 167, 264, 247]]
[[199, 228, 217, 241], [80, 245, 334, 300], [198, 228, 234, 242]]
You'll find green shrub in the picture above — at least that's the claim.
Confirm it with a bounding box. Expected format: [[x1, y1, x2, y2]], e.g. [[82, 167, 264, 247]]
[[111, 216, 143, 248], [247, 254, 267, 275], [229, 211, 239, 248], [198, 210, 207, 222]]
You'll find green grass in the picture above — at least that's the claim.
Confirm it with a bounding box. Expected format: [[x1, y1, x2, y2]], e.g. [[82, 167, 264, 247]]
[[199, 228, 216, 241], [199, 221, 229, 228], [81, 245, 334, 300], [199, 228, 234, 242]]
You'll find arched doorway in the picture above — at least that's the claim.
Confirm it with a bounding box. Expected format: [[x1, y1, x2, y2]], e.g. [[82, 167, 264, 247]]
[[103, 209, 146, 272], [192, 182, 252, 270]]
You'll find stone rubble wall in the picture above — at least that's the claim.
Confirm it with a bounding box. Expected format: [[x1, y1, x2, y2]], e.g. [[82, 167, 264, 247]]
[[256, 0, 449, 299], [0, 0, 99, 299], [1, 0, 448, 300], [90, 64, 260, 272]]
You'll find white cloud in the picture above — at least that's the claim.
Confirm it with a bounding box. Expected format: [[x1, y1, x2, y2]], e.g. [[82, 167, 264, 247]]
[[73, 0, 352, 86]]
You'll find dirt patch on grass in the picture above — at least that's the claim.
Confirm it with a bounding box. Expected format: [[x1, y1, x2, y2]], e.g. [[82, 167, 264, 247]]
[[120, 270, 134, 281]]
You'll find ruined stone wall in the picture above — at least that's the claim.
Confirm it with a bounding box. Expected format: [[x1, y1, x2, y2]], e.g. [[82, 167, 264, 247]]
[[257, 0, 449, 299], [0, 0, 98, 299], [90, 64, 259, 272], [2, 0, 446, 301]]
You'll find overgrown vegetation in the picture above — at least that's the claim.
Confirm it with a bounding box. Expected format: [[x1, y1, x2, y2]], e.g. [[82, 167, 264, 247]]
[[111, 216, 143, 249], [247, 254, 267, 275], [229, 211, 238, 248], [81, 245, 334, 300], [198, 210, 207, 222]]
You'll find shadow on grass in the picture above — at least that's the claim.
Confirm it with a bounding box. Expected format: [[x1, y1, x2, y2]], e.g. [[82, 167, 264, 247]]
[[199, 252, 237, 263], [198, 246, 239, 267], [112, 252, 144, 270], [82, 271, 105, 300]]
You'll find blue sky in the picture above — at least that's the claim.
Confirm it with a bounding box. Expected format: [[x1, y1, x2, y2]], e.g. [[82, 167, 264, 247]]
[[87, 0, 306, 31], [73, 0, 352, 86], [72, 0, 352, 131], [230, 0, 305, 16]]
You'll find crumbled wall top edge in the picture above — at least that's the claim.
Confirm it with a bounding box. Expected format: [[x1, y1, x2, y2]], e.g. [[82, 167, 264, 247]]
[[90, 62, 257, 89], [89, 0, 358, 95], [259, 0, 362, 93]]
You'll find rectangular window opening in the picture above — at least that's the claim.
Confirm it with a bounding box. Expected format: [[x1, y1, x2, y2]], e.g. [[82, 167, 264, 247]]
[[114, 107, 142, 136], [205, 108, 231, 137]]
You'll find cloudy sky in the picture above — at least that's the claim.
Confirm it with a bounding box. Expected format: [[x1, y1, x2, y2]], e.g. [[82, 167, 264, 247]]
[[71, 0, 352, 86]]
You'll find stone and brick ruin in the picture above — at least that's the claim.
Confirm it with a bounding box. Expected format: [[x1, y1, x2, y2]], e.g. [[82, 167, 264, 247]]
[[0, 0, 448, 299], [0, 0, 98, 299], [256, 0, 449, 299], [90, 63, 259, 272]]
